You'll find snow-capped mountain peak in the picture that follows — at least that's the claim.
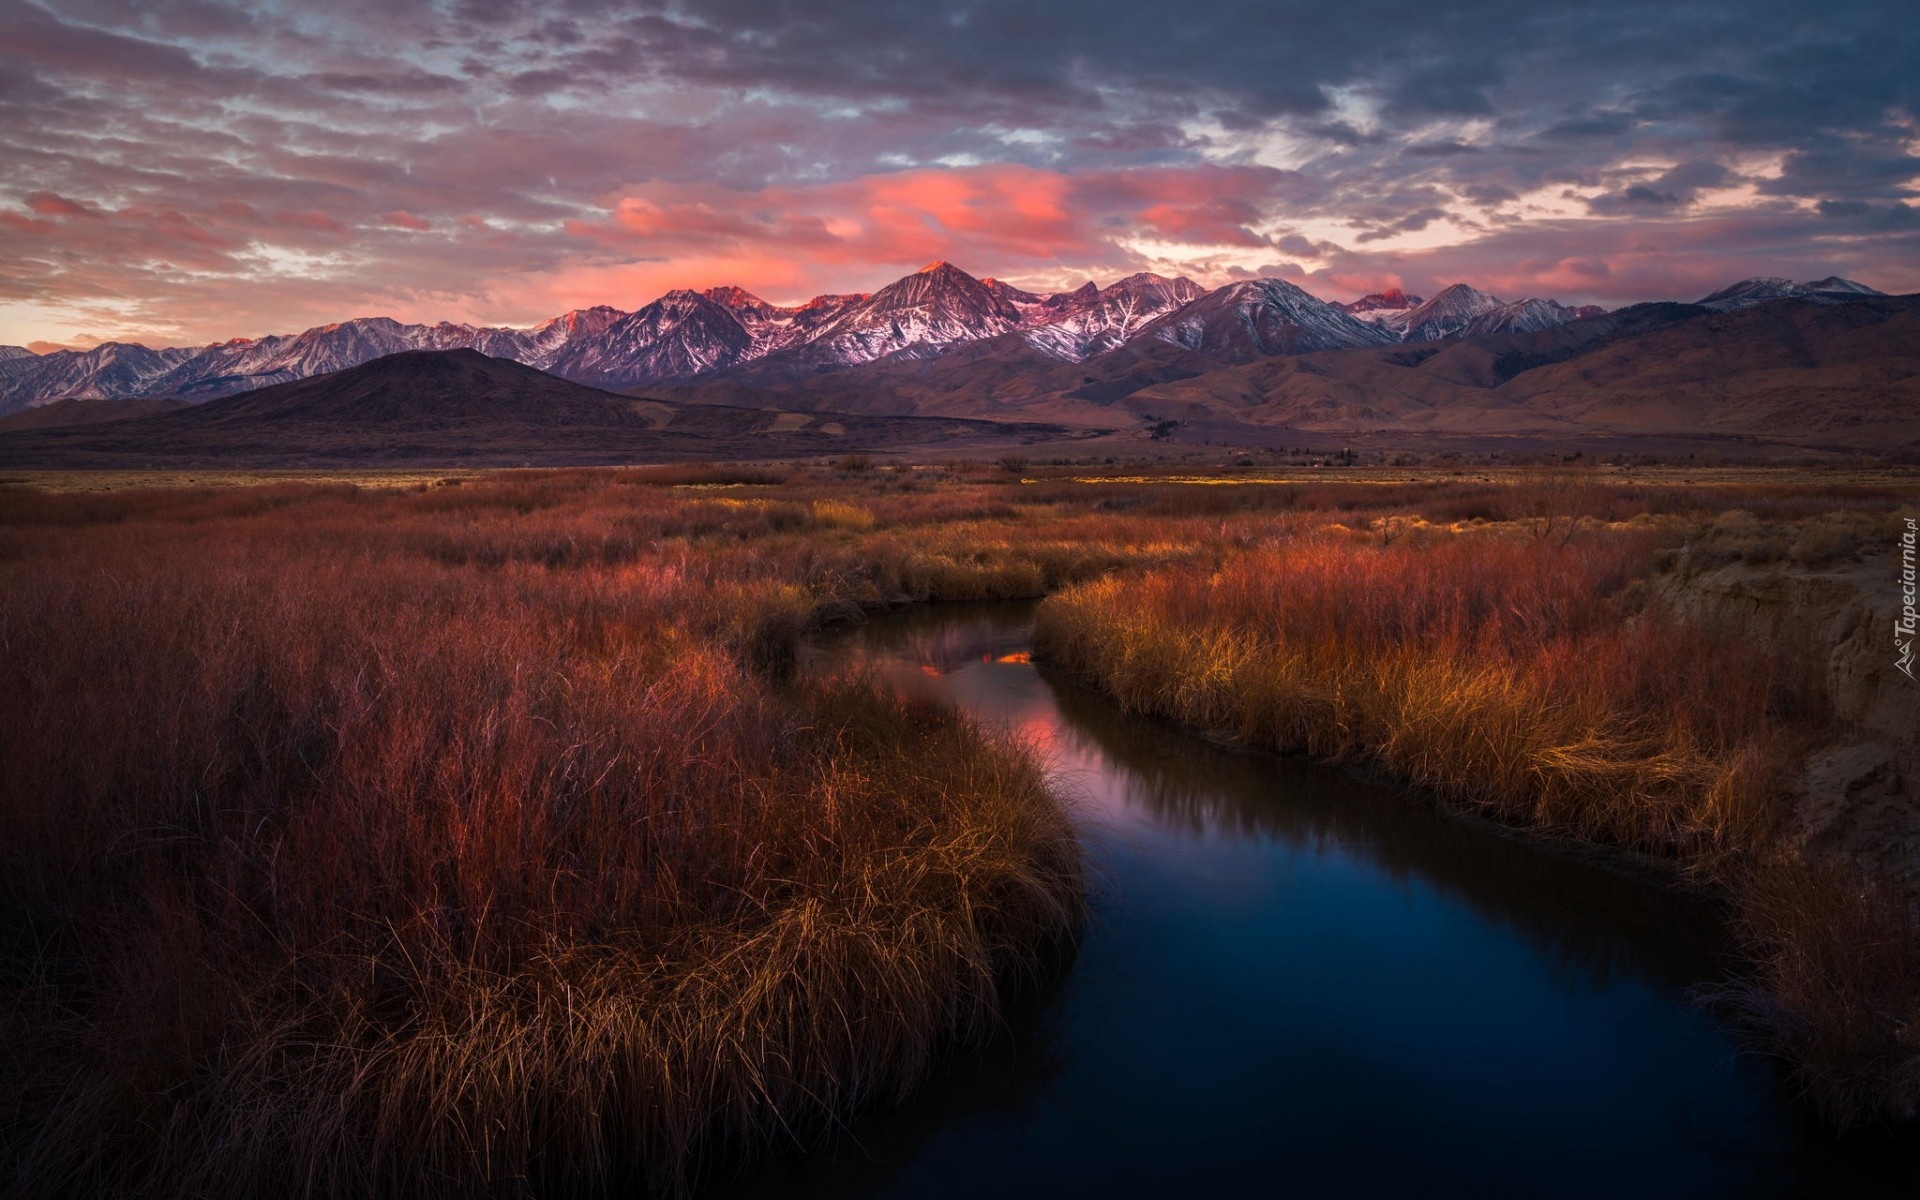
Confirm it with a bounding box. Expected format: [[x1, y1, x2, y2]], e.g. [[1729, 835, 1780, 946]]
[[1137, 277, 1398, 360], [980, 277, 1048, 314], [796, 261, 1026, 365], [1398, 283, 1507, 343], [1696, 276, 1886, 311], [0, 264, 1876, 414], [1340, 288, 1424, 315], [1337, 287, 1426, 335], [1798, 276, 1882, 296], [544, 290, 753, 385], [522, 305, 628, 367], [701, 285, 777, 312], [1458, 297, 1574, 338], [1020, 272, 1208, 360]]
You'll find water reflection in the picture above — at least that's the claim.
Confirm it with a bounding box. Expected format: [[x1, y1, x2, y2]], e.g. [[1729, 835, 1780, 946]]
[[728, 603, 1915, 1200]]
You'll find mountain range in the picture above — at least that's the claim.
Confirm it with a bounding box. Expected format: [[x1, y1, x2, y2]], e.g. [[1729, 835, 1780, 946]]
[[1334, 283, 1608, 342], [5, 264, 1877, 415], [0, 349, 1069, 467]]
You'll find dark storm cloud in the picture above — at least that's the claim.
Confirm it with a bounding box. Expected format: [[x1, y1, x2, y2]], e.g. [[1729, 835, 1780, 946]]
[[1, 0, 1914, 345]]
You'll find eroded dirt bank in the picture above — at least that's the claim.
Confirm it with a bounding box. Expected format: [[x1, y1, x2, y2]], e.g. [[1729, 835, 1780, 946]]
[[1656, 559, 1918, 893]]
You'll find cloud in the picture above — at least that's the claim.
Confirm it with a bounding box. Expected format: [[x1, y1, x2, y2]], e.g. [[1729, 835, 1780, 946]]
[[554, 164, 1307, 299], [273, 209, 348, 233], [1299, 206, 1920, 306], [26, 191, 102, 218], [0, 0, 1913, 345], [1587, 161, 1737, 214]]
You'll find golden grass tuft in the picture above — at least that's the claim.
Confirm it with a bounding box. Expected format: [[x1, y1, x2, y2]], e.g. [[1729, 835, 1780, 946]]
[[0, 480, 1083, 1197], [1034, 524, 1916, 1124]]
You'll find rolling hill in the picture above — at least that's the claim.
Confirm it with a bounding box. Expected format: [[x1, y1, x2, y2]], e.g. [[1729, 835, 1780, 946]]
[[0, 349, 1075, 468]]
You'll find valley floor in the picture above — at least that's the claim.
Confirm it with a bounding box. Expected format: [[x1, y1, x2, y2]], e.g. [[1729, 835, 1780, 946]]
[[2, 460, 1916, 1196]]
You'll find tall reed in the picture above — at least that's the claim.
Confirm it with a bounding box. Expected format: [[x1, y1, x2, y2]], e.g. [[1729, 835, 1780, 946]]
[[0, 485, 1083, 1197], [1035, 525, 1917, 1123]]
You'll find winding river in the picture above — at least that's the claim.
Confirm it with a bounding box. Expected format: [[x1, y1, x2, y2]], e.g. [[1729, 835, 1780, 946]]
[[731, 603, 1911, 1199]]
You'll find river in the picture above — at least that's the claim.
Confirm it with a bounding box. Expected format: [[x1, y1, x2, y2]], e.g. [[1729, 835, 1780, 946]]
[[729, 602, 1910, 1199]]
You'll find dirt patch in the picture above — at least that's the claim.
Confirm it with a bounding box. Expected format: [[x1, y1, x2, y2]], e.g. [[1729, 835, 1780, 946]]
[[1657, 559, 1920, 891]]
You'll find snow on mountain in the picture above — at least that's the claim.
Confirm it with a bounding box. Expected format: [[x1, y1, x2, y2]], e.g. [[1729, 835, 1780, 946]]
[[699, 286, 796, 348], [790, 262, 1027, 367], [696, 286, 872, 355], [981, 277, 1048, 316], [140, 317, 538, 400], [1798, 276, 1883, 297], [1337, 288, 1426, 336], [0, 342, 200, 407], [2, 264, 1870, 414], [1396, 284, 1510, 343], [545, 290, 754, 385], [0, 308, 642, 411], [0, 348, 42, 389], [1696, 276, 1887, 311], [1457, 297, 1587, 338], [701, 285, 779, 316], [523, 306, 629, 368], [1021, 273, 1208, 360], [774, 293, 869, 349], [1134, 278, 1399, 360]]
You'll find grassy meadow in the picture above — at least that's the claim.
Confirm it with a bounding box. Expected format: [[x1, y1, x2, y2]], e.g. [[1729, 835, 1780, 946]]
[[1, 458, 1916, 1195]]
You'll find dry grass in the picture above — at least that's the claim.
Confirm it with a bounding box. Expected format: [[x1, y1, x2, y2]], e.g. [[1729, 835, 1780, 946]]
[[1036, 529, 1811, 853], [1034, 508, 1920, 1126], [0, 476, 1091, 1198], [1725, 864, 1920, 1126], [2, 461, 1916, 1195]]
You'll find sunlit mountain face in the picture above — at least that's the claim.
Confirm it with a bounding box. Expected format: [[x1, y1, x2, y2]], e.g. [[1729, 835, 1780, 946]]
[[1, 1, 1913, 353], [7, 258, 1885, 411]]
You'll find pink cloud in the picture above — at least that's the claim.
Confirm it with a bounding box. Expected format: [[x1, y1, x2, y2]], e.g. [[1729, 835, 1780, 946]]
[[563, 163, 1298, 287], [26, 192, 103, 218], [0, 212, 57, 235], [1317, 270, 1409, 296], [272, 209, 347, 233], [5, 153, 1914, 348], [1296, 208, 1920, 306]]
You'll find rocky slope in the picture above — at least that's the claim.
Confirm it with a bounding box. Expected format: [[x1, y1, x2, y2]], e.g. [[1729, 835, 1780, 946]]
[[1134, 278, 1398, 359]]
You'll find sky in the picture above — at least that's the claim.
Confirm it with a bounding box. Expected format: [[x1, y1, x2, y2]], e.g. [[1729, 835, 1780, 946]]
[[1, 0, 1916, 350]]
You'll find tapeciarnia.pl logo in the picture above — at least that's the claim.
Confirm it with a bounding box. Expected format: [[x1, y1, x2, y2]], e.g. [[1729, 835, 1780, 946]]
[[1899, 516, 1917, 680]]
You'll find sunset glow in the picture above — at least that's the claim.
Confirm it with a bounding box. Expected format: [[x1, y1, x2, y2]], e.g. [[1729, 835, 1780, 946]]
[[2, 2, 1914, 349]]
